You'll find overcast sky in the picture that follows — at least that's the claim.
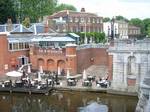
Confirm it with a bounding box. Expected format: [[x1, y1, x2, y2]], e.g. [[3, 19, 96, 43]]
[[58, 0, 150, 19]]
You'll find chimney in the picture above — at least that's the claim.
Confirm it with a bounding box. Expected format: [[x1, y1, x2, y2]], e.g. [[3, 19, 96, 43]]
[[7, 18, 13, 32], [44, 20, 49, 33], [81, 8, 85, 12]]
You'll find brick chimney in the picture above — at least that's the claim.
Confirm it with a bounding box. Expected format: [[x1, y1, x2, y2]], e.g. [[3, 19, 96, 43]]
[[7, 18, 13, 32], [81, 8, 85, 12], [44, 20, 49, 33]]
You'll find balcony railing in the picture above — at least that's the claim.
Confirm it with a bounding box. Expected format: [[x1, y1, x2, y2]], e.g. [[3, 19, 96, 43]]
[[77, 43, 109, 50]]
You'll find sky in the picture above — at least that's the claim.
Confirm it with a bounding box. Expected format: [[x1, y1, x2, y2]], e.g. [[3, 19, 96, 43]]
[[58, 0, 150, 19]]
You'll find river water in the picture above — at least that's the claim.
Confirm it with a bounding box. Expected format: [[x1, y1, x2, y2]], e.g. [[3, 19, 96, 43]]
[[0, 91, 137, 112]]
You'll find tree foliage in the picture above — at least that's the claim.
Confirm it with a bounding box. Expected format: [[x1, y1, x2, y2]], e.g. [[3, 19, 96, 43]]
[[129, 18, 145, 34], [22, 17, 30, 28], [103, 17, 110, 22], [0, 0, 77, 23], [55, 3, 77, 12], [115, 15, 128, 21], [0, 0, 16, 24], [77, 32, 106, 44], [17, 0, 57, 22]]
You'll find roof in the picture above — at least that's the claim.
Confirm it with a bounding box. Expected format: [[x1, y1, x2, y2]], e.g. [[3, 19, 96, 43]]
[[10, 24, 33, 33], [0, 24, 20, 32], [48, 10, 101, 19], [29, 23, 45, 34], [68, 33, 80, 38], [66, 43, 77, 47], [7, 37, 32, 43], [31, 36, 75, 42], [0, 25, 6, 32], [7, 35, 33, 43]]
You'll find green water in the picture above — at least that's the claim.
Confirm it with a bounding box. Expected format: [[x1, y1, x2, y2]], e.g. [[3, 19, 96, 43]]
[[0, 91, 138, 112]]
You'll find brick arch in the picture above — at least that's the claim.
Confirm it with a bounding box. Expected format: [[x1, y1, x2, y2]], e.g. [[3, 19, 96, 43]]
[[57, 60, 65, 72], [47, 59, 55, 71], [37, 58, 44, 68]]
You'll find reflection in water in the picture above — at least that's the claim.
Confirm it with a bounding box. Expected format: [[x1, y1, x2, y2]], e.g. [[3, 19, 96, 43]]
[[0, 91, 137, 112]]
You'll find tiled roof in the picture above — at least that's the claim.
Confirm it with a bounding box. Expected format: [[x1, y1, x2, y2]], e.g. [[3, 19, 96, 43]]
[[48, 10, 101, 19], [7, 35, 33, 43]]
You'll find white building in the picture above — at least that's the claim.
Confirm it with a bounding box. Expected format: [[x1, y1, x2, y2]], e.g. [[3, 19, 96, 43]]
[[108, 39, 150, 92], [103, 20, 128, 39]]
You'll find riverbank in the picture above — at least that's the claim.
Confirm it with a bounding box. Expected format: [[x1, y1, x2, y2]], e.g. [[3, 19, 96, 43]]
[[54, 85, 138, 97]]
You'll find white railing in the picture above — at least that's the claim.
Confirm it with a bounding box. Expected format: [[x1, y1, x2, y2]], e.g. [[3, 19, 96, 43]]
[[77, 43, 109, 50]]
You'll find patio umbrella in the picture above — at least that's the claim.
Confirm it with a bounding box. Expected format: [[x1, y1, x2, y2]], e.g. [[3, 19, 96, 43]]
[[66, 69, 70, 79], [6, 71, 23, 77], [83, 70, 87, 80], [58, 67, 61, 75], [28, 65, 31, 74], [39, 66, 43, 74], [38, 72, 41, 81]]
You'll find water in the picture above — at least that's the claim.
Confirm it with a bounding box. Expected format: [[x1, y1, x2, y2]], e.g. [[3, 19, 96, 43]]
[[0, 91, 137, 112]]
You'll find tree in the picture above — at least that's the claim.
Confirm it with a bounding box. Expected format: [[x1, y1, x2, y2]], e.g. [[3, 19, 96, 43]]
[[55, 3, 77, 12], [143, 18, 150, 35], [115, 15, 128, 21], [103, 17, 110, 22], [16, 0, 57, 22], [147, 24, 150, 37], [129, 18, 145, 34], [0, 0, 16, 24], [22, 17, 30, 28]]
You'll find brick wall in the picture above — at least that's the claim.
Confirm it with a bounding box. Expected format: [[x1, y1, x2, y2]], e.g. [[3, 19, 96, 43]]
[[77, 48, 109, 73]]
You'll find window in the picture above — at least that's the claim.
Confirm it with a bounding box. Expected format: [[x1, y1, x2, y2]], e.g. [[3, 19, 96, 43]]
[[69, 17, 73, 22], [97, 18, 99, 23], [25, 43, 29, 49], [13, 43, 19, 50], [81, 18, 84, 23], [9, 43, 13, 50], [88, 18, 90, 23], [92, 18, 95, 23], [75, 17, 79, 22]]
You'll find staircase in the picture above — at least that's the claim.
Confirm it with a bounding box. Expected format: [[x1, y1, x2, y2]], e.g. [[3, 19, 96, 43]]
[[85, 65, 108, 78]]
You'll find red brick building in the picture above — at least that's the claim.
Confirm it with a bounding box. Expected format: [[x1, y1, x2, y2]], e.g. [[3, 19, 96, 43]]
[[46, 8, 103, 33], [0, 23, 111, 79]]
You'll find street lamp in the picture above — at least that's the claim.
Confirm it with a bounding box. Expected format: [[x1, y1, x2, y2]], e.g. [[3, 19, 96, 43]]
[[84, 18, 87, 44], [111, 17, 115, 40]]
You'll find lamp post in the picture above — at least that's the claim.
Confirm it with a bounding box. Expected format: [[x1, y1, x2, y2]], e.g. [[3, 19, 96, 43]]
[[84, 17, 87, 44], [111, 17, 115, 40]]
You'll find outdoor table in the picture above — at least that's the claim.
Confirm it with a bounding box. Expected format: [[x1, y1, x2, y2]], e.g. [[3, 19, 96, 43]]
[[15, 80, 23, 87], [87, 75, 95, 81], [4, 80, 11, 87], [67, 79, 76, 86], [97, 80, 108, 88], [83, 80, 92, 87]]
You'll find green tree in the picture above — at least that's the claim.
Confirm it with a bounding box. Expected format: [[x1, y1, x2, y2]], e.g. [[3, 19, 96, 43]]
[[0, 0, 16, 24], [55, 3, 77, 12], [129, 18, 145, 34], [103, 17, 110, 22], [115, 15, 128, 21], [147, 25, 150, 37], [16, 0, 57, 22], [143, 18, 150, 35], [22, 17, 30, 28]]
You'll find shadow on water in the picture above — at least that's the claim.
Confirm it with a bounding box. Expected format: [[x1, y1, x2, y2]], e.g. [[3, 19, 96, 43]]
[[0, 91, 138, 112]]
